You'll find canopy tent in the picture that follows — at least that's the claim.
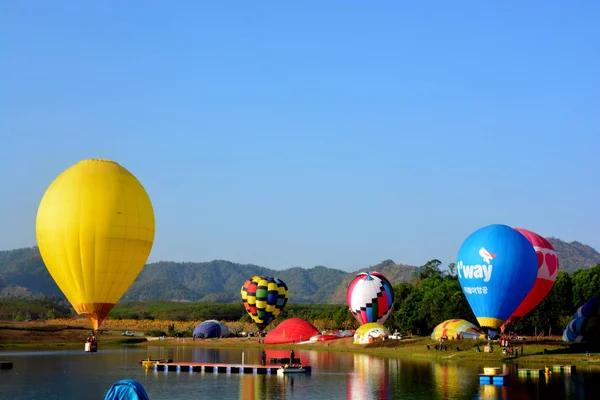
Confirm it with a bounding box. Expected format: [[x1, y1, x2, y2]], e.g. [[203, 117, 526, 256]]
[[353, 322, 390, 344], [193, 320, 230, 339], [264, 318, 319, 344], [430, 319, 484, 340], [105, 379, 149, 400]]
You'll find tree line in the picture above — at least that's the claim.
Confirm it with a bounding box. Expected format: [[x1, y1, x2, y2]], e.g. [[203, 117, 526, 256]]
[[384, 260, 600, 337], [2, 261, 599, 337]]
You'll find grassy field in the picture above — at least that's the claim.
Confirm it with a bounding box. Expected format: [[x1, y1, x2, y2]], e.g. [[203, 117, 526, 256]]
[[0, 321, 146, 347], [2, 321, 600, 368], [150, 335, 600, 367]]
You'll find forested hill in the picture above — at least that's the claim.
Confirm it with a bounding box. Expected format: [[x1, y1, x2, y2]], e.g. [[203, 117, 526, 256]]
[[546, 238, 600, 273], [1, 236, 598, 303]]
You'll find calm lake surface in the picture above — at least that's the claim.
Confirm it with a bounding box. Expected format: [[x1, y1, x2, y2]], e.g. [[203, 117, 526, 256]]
[[1, 346, 600, 399]]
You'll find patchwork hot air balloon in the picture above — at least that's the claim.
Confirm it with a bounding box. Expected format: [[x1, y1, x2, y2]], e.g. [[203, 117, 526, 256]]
[[563, 296, 600, 343], [456, 224, 538, 331], [502, 228, 559, 331], [241, 276, 289, 331], [36, 159, 155, 331], [347, 271, 394, 325]]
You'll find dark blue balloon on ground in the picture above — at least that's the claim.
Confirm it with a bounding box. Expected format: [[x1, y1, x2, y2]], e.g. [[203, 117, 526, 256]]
[[193, 320, 230, 338], [456, 224, 538, 330], [563, 296, 600, 343]]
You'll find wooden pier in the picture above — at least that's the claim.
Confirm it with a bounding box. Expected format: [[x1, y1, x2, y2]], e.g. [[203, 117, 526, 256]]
[[552, 365, 575, 373], [149, 362, 311, 375]]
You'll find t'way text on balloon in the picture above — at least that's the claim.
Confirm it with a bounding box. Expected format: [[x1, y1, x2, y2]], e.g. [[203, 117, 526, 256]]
[[456, 260, 493, 283]]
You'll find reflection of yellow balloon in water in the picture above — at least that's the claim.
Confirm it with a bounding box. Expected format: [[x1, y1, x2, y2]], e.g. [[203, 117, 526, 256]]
[[36, 159, 155, 330]]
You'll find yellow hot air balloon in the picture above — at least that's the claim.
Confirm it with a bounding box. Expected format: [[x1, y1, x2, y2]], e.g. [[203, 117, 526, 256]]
[[36, 159, 155, 331]]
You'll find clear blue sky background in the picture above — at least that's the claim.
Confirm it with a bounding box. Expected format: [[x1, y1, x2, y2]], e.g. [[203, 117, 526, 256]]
[[1, 1, 598, 272]]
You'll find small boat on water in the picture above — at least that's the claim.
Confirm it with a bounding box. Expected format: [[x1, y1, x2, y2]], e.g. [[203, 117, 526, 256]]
[[140, 358, 172, 369], [138, 358, 172, 364], [277, 364, 309, 375]]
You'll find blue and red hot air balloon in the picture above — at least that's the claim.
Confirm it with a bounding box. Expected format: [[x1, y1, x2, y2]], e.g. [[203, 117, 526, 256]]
[[456, 224, 539, 332], [501, 228, 559, 331]]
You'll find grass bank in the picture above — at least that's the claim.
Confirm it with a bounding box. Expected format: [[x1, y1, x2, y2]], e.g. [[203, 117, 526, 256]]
[[3, 321, 600, 369], [147, 334, 600, 368]]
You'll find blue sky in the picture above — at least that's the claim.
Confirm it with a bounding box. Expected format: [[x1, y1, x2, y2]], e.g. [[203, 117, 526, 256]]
[[1, 1, 598, 272]]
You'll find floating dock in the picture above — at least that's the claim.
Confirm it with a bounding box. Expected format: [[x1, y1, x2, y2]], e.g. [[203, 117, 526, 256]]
[[518, 368, 544, 378], [479, 367, 507, 385], [479, 373, 508, 385], [553, 365, 575, 373], [0, 361, 13, 370], [149, 362, 311, 375]]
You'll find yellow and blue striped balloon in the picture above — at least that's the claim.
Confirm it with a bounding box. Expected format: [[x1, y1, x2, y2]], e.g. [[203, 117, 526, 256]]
[[241, 276, 289, 330]]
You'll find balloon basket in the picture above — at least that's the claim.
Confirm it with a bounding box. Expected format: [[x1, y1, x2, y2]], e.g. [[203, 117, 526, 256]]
[[85, 341, 98, 352]]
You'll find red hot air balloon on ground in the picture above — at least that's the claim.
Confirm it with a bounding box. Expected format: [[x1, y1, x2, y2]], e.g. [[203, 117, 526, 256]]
[[502, 228, 559, 331]]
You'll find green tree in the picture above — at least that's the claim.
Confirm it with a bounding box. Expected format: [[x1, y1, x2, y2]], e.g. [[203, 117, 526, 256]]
[[571, 265, 600, 308], [515, 269, 574, 336], [14, 310, 24, 322], [419, 259, 442, 280], [447, 262, 456, 276]]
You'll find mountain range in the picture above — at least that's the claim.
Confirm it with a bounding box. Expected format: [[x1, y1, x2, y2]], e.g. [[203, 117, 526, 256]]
[[1, 237, 599, 304]]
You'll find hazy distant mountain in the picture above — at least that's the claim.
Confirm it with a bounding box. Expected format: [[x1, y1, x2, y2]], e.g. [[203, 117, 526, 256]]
[[329, 259, 418, 304], [1, 236, 598, 303], [546, 238, 600, 273], [0, 247, 63, 298]]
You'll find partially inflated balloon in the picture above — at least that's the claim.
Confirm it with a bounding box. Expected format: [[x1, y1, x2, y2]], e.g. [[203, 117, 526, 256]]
[[36, 159, 155, 330], [241, 276, 289, 330], [430, 319, 484, 340], [347, 271, 394, 325], [456, 224, 538, 330], [563, 296, 600, 343], [502, 228, 559, 329]]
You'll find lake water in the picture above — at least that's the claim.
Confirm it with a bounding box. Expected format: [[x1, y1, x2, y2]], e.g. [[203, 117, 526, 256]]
[[1, 346, 600, 399]]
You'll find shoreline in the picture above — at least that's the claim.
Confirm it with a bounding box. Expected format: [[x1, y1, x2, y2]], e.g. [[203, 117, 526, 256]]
[[2, 322, 600, 368]]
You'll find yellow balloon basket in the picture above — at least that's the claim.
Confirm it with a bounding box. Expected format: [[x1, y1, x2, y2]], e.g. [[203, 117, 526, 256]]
[[483, 367, 501, 376]]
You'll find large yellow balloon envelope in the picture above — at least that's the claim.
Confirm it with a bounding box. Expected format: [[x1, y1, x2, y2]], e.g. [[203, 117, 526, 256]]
[[36, 159, 155, 330]]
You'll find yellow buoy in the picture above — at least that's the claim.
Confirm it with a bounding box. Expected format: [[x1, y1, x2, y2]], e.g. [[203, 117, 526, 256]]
[[483, 367, 501, 375]]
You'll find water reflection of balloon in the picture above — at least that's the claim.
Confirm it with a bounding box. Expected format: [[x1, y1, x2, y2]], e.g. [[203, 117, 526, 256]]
[[456, 224, 538, 331], [36, 159, 155, 330], [503, 228, 559, 330], [432, 363, 464, 399], [348, 354, 389, 400], [481, 384, 509, 400], [241, 276, 289, 331], [240, 374, 265, 400], [347, 271, 394, 325]]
